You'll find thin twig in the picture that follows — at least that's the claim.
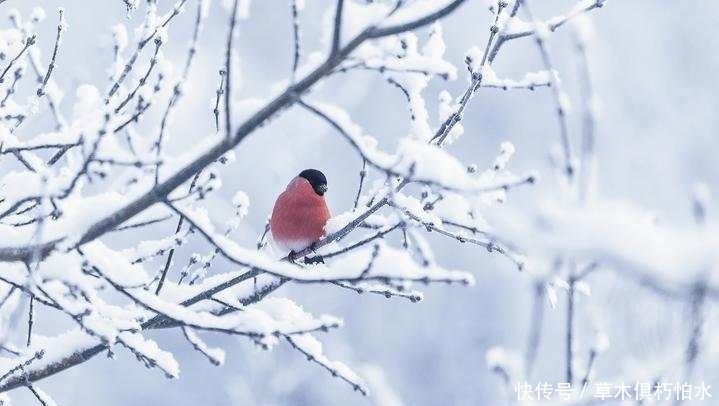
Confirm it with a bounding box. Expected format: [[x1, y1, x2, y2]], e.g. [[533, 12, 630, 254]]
[[113, 215, 173, 232], [153, 0, 207, 184], [1, 67, 25, 107], [12, 10, 66, 133], [113, 37, 162, 114], [290, 0, 301, 81], [106, 0, 189, 102], [432, 1, 507, 145], [573, 25, 597, 202], [488, 0, 606, 62], [521, 0, 573, 177], [330, 0, 345, 57], [676, 283, 706, 406], [566, 274, 576, 384], [213, 70, 226, 133], [26, 295, 34, 347], [156, 174, 201, 295], [36, 9, 64, 98], [285, 334, 367, 395], [256, 220, 270, 250], [353, 159, 367, 209], [9, 11, 65, 130], [581, 348, 597, 387], [0, 350, 44, 384], [224, 0, 240, 139], [0, 35, 35, 84], [524, 281, 545, 378]]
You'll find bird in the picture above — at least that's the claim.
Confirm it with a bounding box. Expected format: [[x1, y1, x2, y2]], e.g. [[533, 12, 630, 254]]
[[270, 169, 331, 256]]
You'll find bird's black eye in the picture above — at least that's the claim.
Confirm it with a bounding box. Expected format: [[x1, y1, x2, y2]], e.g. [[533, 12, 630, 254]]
[[299, 168, 328, 196]]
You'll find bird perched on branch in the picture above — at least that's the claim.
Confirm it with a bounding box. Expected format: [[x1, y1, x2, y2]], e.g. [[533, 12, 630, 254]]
[[270, 169, 331, 257]]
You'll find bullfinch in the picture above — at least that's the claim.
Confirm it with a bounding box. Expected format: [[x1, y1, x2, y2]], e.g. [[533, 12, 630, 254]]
[[270, 169, 331, 255]]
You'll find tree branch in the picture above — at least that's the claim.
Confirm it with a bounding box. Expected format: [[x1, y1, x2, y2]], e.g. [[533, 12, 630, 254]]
[[0, 0, 471, 263]]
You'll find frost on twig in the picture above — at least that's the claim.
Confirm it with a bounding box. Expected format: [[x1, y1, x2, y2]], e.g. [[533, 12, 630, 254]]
[[182, 327, 226, 366], [286, 333, 368, 395]]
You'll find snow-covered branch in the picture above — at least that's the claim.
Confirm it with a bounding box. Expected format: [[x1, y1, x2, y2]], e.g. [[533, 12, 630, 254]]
[[0, 1, 667, 404]]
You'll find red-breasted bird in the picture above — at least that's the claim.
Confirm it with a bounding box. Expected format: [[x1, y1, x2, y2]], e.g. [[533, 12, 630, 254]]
[[270, 169, 331, 255]]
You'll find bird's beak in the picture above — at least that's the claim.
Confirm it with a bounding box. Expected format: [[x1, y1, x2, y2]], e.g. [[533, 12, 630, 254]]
[[317, 184, 328, 196]]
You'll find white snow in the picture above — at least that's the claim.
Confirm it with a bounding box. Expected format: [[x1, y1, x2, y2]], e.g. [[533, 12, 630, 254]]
[[491, 199, 719, 288], [481, 65, 558, 90], [287, 333, 368, 394]]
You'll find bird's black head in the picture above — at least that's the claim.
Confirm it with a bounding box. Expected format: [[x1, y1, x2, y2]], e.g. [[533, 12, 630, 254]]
[[299, 169, 328, 196]]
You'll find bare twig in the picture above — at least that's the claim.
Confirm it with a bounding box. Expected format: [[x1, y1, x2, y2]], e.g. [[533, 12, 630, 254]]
[[9, 10, 66, 130], [432, 1, 507, 145], [566, 275, 575, 384], [521, 0, 573, 177], [290, 0, 301, 81], [112, 215, 173, 232], [153, 0, 207, 184], [36, 9, 64, 98], [155, 174, 201, 294], [256, 220, 270, 250], [224, 0, 239, 139], [488, 0, 606, 62], [524, 281, 545, 378], [676, 283, 706, 406], [0, 35, 35, 84], [353, 159, 367, 209], [113, 37, 162, 114], [26, 295, 34, 347], [106, 0, 189, 102], [12, 10, 66, 133], [573, 23, 597, 201], [1, 67, 25, 107], [213, 70, 226, 133]]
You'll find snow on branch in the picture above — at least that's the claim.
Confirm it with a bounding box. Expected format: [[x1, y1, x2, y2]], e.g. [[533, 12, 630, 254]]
[[0, 0, 472, 264], [299, 100, 535, 194], [491, 199, 719, 298], [480, 64, 556, 91], [502, 0, 607, 41], [181, 327, 225, 366], [286, 333, 369, 395], [169, 203, 475, 286], [0, 0, 624, 402]]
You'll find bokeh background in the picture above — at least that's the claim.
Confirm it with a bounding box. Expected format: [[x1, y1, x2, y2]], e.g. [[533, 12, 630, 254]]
[[4, 0, 719, 405]]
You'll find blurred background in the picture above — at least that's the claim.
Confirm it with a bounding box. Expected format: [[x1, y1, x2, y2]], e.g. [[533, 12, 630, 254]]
[[4, 0, 719, 405]]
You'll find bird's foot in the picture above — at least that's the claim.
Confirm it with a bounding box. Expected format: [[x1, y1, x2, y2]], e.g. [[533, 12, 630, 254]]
[[303, 242, 324, 265], [303, 255, 324, 265], [287, 250, 298, 263]]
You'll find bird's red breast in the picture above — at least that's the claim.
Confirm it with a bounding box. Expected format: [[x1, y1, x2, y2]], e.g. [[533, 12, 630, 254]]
[[270, 177, 331, 253]]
